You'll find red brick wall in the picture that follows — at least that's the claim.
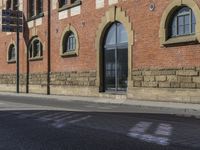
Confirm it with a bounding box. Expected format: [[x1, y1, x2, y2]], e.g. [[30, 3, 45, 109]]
[[0, 0, 200, 75]]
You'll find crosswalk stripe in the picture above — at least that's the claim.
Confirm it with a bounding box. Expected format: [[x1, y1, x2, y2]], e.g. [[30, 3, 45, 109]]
[[37, 112, 65, 121], [68, 115, 91, 124]]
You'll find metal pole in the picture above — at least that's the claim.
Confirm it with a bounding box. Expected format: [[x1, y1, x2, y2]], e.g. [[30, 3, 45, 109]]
[[16, 2, 19, 93], [47, 0, 51, 95]]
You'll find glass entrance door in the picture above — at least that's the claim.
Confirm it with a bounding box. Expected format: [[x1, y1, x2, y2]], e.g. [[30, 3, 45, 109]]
[[103, 22, 128, 92]]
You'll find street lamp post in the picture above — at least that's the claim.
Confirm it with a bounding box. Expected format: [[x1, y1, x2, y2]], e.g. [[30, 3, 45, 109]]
[[16, 2, 19, 93]]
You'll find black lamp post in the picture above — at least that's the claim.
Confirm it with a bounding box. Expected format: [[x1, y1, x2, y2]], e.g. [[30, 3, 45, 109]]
[[16, 1, 20, 93]]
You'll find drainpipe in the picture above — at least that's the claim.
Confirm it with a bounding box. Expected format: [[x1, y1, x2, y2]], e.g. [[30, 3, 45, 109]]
[[47, 0, 51, 95]]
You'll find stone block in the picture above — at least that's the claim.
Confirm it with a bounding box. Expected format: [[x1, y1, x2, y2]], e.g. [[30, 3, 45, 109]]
[[143, 71, 153, 76], [89, 81, 96, 86], [144, 76, 154, 82], [196, 83, 200, 88], [177, 76, 192, 83], [134, 81, 141, 87], [159, 70, 176, 75], [170, 82, 180, 88], [159, 82, 170, 88], [176, 70, 198, 76], [143, 70, 176, 76], [133, 76, 143, 81], [193, 77, 200, 83], [156, 76, 166, 81], [180, 83, 196, 88], [167, 75, 177, 82], [89, 71, 96, 77], [132, 70, 142, 76], [142, 82, 157, 87], [79, 77, 89, 82], [89, 77, 96, 81]]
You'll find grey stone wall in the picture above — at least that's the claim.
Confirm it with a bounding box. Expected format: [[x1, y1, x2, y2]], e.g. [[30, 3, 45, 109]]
[[132, 68, 200, 89], [0, 70, 96, 88], [0, 74, 27, 85], [50, 70, 96, 86]]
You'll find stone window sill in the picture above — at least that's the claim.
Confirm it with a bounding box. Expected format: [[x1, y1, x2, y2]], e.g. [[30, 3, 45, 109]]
[[7, 60, 16, 64], [58, 1, 82, 12], [163, 35, 198, 46], [61, 51, 78, 57], [27, 13, 44, 22], [29, 57, 43, 61]]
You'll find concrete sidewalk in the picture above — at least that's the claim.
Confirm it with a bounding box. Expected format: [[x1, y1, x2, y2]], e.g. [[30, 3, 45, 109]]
[[0, 92, 200, 118]]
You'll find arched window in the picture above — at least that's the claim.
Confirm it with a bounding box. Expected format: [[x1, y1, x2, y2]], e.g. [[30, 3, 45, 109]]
[[59, 0, 68, 8], [170, 6, 196, 37], [6, 0, 11, 10], [29, 0, 43, 18], [8, 44, 16, 62], [63, 31, 76, 53], [6, 0, 18, 10], [60, 25, 79, 57], [58, 0, 80, 8], [159, 0, 200, 45], [29, 38, 43, 59]]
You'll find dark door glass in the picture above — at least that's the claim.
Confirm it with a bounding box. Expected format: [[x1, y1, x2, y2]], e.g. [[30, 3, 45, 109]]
[[103, 22, 128, 92], [104, 48, 116, 91]]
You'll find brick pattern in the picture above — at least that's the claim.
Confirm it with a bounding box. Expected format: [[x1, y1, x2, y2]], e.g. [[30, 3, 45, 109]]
[[132, 68, 200, 89]]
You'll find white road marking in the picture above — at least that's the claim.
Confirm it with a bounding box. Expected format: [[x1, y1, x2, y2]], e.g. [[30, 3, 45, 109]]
[[128, 121, 173, 146], [52, 114, 81, 128], [37, 112, 65, 121], [68, 115, 91, 124]]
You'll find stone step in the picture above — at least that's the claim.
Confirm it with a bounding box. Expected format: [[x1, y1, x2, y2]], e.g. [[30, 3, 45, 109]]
[[99, 92, 127, 100]]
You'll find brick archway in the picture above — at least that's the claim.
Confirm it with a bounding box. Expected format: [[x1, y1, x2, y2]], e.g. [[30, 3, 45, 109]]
[[95, 7, 134, 92]]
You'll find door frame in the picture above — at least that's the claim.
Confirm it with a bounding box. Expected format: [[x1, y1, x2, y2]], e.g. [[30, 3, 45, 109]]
[[103, 22, 128, 92], [95, 7, 134, 93]]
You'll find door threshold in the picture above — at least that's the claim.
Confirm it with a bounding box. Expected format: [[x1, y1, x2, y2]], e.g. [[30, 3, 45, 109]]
[[99, 92, 127, 99], [104, 91, 127, 95]]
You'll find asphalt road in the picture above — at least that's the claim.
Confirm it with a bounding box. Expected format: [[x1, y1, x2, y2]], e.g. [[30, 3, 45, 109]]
[[0, 94, 199, 150]]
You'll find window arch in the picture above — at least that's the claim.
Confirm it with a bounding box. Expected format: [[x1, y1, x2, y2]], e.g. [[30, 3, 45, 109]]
[[170, 6, 196, 37], [29, 38, 43, 60], [159, 0, 200, 45], [60, 25, 79, 57], [8, 44, 16, 62]]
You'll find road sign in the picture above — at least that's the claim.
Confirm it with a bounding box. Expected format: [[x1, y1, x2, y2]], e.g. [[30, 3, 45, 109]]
[[0, 17, 23, 25], [0, 9, 23, 33], [0, 24, 23, 32], [0, 9, 23, 18]]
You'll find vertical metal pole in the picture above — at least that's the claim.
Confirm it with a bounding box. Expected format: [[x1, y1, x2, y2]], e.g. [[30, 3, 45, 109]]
[[115, 23, 118, 92], [47, 0, 51, 95], [16, 2, 19, 93]]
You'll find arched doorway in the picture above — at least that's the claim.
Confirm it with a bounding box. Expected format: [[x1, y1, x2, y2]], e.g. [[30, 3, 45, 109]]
[[103, 22, 128, 92]]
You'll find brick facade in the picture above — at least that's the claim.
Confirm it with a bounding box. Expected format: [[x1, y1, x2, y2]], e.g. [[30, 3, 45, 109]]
[[1, 0, 200, 103]]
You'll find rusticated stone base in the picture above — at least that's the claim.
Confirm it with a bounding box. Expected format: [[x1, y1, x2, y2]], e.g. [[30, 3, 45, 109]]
[[132, 67, 200, 89], [50, 85, 99, 97], [128, 87, 200, 104], [0, 70, 97, 96]]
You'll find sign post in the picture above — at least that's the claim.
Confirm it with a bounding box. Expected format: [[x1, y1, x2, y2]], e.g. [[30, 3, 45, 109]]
[[0, 5, 23, 93]]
